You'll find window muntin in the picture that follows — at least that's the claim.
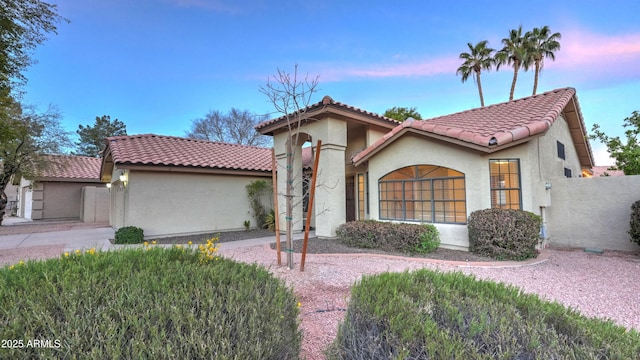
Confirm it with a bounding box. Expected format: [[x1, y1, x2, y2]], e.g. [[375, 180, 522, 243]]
[[489, 159, 522, 209], [379, 165, 466, 224]]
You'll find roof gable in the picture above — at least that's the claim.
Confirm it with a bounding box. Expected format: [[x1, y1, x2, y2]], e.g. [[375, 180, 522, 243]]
[[255, 95, 400, 135], [101, 134, 273, 179], [353, 88, 594, 167]]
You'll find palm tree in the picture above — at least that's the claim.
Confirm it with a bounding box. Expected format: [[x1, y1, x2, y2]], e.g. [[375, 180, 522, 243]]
[[526, 26, 561, 95], [456, 40, 495, 107], [496, 26, 529, 101]]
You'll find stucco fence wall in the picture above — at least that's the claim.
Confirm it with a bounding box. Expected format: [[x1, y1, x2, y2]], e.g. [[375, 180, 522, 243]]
[[81, 186, 109, 223], [546, 175, 640, 251]]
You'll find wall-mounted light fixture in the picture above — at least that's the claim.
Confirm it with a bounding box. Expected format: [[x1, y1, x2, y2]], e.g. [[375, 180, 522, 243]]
[[545, 182, 552, 190], [106, 183, 112, 190], [119, 170, 128, 188]]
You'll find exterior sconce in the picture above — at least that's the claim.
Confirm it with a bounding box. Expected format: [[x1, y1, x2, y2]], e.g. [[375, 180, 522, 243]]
[[545, 182, 552, 190], [106, 183, 112, 190], [119, 170, 128, 188]]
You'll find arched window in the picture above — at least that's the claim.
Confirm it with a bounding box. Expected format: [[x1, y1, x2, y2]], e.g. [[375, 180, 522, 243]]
[[379, 165, 466, 224]]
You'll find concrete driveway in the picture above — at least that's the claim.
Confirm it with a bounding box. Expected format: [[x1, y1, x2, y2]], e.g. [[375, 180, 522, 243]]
[[0, 218, 115, 252]]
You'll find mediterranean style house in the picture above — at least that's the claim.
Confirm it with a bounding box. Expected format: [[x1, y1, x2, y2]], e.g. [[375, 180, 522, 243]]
[[256, 87, 594, 249], [98, 87, 638, 251]]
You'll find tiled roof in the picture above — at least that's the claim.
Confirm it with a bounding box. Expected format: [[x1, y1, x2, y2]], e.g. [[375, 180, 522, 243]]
[[39, 155, 102, 181], [255, 95, 400, 133], [104, 134, 272, 172], [591, 166, 625, 177], [353, 88, 590, 165]]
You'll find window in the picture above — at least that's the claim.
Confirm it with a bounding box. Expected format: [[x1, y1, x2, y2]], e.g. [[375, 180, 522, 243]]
[[557, 141, 565, 160], [490, 159, 522, 209], [564, 168, 572, 178], [357, 173, 367, 219], [379, 165, 466, 224]]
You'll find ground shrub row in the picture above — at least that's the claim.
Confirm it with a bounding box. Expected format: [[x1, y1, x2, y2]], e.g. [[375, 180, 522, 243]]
[[468, 208, 541, 260], [0, 245, 301, 359], [336, 220, 440, 254], [327, 269, 640, 359]]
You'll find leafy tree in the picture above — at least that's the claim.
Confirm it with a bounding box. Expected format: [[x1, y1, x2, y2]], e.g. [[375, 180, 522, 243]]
[[75, 115, 127, 157], [185, 108, 269, 147], [496, 26, 529, 101], [0, 0, 67, 118], [383, 106, 423, 121], [456, 40, 495, 107], [526, 26, 561, 95], [0, 102, 71, 224], [590, 110, 640, 175]]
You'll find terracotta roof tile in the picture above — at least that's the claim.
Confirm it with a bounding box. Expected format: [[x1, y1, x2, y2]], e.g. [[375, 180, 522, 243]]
[[39, 155, 102, 180], [105, 134, 272, 172], [353, 88, 581, 164], [591, 166, 625, 177]]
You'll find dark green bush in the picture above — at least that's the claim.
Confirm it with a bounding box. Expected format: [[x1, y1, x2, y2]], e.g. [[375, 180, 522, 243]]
[[336, 220, 439, 254], [326, 269, 640, 359], [467, 208, 541, 260], [114, 226, 144, 244], [630, 200, 640, 246], [0, 247, 301, 359]]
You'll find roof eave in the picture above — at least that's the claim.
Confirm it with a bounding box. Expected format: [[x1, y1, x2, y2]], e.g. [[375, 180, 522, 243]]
[[115, 164, 272, 177], [353, 128, 536, 166]]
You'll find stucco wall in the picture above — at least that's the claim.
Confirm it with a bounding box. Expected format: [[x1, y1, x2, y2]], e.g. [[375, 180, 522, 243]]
[[81, 186, 109, 223], [30, 182, 101, 220], [365, 134, 546, 249], [534, 113, 584, 180], [122, 171, 270, 238], [546, 175, 640, 251]]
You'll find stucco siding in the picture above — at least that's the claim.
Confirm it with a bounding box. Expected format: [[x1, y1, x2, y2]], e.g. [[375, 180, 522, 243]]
[[534, 114, 583, 179], [364, 134, 543, 248], [546, 175, 640, 251], [123, 171, 267, 238]]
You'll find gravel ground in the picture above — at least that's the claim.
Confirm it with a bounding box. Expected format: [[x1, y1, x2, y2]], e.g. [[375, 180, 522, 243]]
[[217, 244, 640, 360], [2, 222, 639, 359]]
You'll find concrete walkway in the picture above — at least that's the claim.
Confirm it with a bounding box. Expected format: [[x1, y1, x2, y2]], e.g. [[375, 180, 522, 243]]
[[0, 218, 311, 253]]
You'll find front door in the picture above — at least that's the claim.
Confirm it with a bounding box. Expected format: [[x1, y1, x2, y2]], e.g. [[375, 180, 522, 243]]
[[345, 176, 355, 222]]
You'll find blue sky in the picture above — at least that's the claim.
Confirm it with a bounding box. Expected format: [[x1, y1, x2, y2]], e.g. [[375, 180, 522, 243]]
[[23, 0, 640, 165]]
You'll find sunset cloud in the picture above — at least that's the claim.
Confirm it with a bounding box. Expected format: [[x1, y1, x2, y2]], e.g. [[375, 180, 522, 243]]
[[315, 55, 460, 82], [546, 29, 640, 78]]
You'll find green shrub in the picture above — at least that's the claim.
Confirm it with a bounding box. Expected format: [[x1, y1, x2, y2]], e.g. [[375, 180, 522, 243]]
[[415, 225, 440, 254], [336, 220, 440, 254], [0, 247, 301, 359], [264, 208, 276, 231], [467, 208, 541, 260], [246, 180, 272, 229], [114, 226, 144, 244], [630, 200, 640, 246], [326, 269, 640, 359]]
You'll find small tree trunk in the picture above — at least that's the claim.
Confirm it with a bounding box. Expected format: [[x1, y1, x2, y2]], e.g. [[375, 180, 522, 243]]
[[285, 136, 294, 269]]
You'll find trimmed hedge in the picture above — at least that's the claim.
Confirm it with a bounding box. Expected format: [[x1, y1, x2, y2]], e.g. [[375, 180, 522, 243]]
[[114, 226, 144, 244], [630, 200, 640, 246], [467, 208, 541, 260], [336, 220, 440, 254], [0, 247, 301, 359], [326, 269, 640, 359]]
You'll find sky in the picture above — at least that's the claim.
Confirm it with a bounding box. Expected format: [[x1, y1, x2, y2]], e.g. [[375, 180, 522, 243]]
[[22, 0, 640, 166]]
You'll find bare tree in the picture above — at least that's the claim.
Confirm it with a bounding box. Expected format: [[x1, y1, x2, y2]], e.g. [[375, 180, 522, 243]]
[[185, 108, 270, 147], [260, 66, 320, 269]]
